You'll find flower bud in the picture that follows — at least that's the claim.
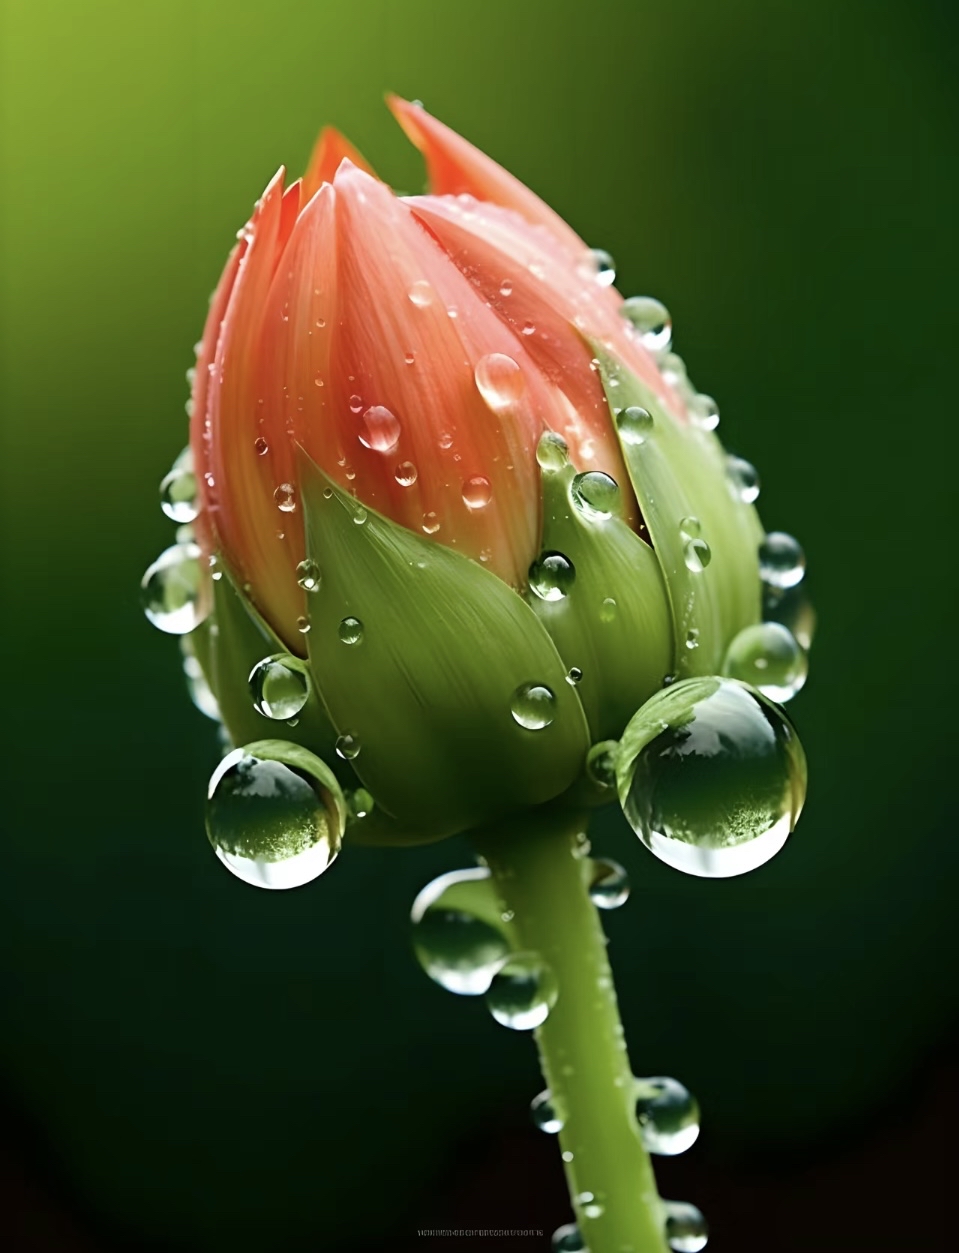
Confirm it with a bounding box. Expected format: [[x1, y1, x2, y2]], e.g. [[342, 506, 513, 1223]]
[[151, 99, 775, 848]]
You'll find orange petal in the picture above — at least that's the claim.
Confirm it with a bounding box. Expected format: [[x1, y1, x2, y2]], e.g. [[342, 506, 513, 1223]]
[[387, 95, 584, 257], [303, 126, 377, 201]]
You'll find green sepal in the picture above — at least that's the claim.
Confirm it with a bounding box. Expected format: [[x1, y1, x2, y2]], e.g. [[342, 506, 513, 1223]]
[[594, 349, 763, 675], [298, 449, 591, 842], [526, 455, 673, 742]]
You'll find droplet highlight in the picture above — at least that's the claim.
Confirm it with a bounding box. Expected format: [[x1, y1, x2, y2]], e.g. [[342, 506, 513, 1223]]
[[510, 683, 556, 730], [486, 952, 558, 1030], [616, 405, 654, 446], [338, 616, 364, 646], [411, 867, 512, 996], [634, 1076, 700, 1155], [249, 655, 311, 720], [474, 353, 525, 411], [529, 552, 576, 602]]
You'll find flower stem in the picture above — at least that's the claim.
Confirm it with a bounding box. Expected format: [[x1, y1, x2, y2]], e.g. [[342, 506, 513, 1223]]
[[475, 807, 668, 1253]]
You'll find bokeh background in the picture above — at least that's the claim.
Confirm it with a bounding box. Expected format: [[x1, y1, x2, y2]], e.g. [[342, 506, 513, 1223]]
[[1, 0, 956, 1249]]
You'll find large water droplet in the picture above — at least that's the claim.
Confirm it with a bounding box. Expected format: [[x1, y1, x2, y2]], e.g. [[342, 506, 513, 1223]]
[[411, 867, 511, 996], [338, 616, 364, 646], [588, 858, 630, 910], [621, 296, 672, 353], [552, 1223, 587, 1252], [724, 622, 808, 702], [249, 654, 310, 720], [462, 475, 492, 509], [140, 543, 209, 635], [160, 465, 198, 523], [529, 552, 576, 601], [486, 952, 558, 1029], [664, 1201, 708, 1252], [571, 472, 620, 520], [635, 1076, 700, 1155], [617, 677, 806, 878], [616, 405, 654, 446], [510, 683, 556, 730], [725, 455, 760, 504], [274, 483, 297, 512], [335, 733, 361, 760], [759, 531, 806, 589], [206, 745, 343, 890], [296, 558, 321, 592], [474, 353, 525, 411], [536, 430, 570, 472], [395, 460, 418, 487], [408, 279, 434, 307], [358, 405, 401, 453], [683, 538, 711, 573], [530, 1088, 565, 1134]]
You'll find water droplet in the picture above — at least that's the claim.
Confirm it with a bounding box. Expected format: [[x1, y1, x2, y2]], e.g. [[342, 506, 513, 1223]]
[[352, 506, 368, 526], [140, 543, 209, 635], [338, 616, 364, 646], [404, 351, 415, 365], [474, 353, 525, 411], [566, 667, 583, 685], [529, 552, 576, 601], [462, 475, 492, 509], [618, 677, 807, 877], [422, 511, 441, 535], [347, 787, 374, 820], [689, 393, 719, 431], [296, 615, 311, 634], [571, 471, 620, 520], [510, 683, 556, 730], [296, 558, 321, 592], [348, 394, 363, 414], [561, 1150, 574, 1163], [723, 622, 808, 702], [521, 320, 536, 336], [580, 247, 616, 287], [600, 597, 618, 623], [586, 741, 618, 789], [205, 746, 342, 890], [536, 430, 570, 471], [274, 483, 297, 512], [180, 636, 220, 720], [685, 628, 700, 650], [438, 431, 454, 450], [411, 867, 511, 996], [726, 455, 760, 504], [635, 1076, 700, 1155], [249, 654, 310, 720], [486, 952, 558, 1029], [576, 1192, 604, 1220], [499, 279, 513, 297], [159, 466, 198, 523], [552, 1223, 586, 1252], [661, 352, 688, 390], [589, 858, 630, 909], [408, 279, 434, 307], [616, 405, 654, 446], [621, 295, 672, 353], [530, 1088, 564, 1134], [335, 733, 361, 760], [759, 532, 805, 589], [683, 538, 711, 573], [254, 436, 269, 455], [763, 583, 816, 651], [395, 460, 418, 487], [664, 1201, 708, 1252], [359, 405, 401, 453], [679, 516, 701, 539]]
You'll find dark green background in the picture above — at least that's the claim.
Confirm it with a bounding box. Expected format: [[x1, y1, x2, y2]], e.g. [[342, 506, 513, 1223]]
[[1, 1, 956, 1249]]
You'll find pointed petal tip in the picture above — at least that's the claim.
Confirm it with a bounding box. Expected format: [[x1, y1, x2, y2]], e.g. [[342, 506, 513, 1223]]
[[303, 126, 376, 198]]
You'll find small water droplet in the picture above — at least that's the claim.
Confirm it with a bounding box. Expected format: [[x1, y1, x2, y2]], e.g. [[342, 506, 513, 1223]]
[[408, 279, 433, 307], [580, 247, 616, 287], [552, 1223, 586, 1252], [600, 597, 617, 623], [566, 667, 583, 685], [635, 1076, 701, 1155], [530, 1088, 564, 1134], [422, 511, 441, 535], [664, 1200, 708, 1252], [358, 405, 401, 453], [395, 460, 418, 487], [621, 295, 672, 353], [335, 733, 361, 760], [510, 683, 556, 730], [249, 654, 310, 720], [689, 393, 719, 431], [474, 353, 525, 411], [759, 532, 805, 589], [254, 436, 269, 455], [438, 431, 453, 450], [661, 352, 688, 390], [726, 455, 760, 504], [462, 475, 492, 509], [296, 558, 321, 592], [338, 616, 364, 646], [529, 552, 576, 601], [274, 483, 297, 512], [536, 430, 570, 472], [561, 1150, 574, 1163], [486, 952, 558, 1030], [348, 394, 363, 414], [618, 677, 807, 877], [616, 405, 654, 446], [521, 320, 536, 336], [352, 507, 368, 526], [347, 787, 374, 820], [411, 867, 511, 995], [404, 351, 415, 365], [296, 615, 311, 634], [586, 741, 619, 789], [763, 583, 816, 651], [571, 471, 620, 520], [685, 628, 700, 650], [499, 279, 513, 297], [180, 636, 220, 720], [679, 515, 701, 539], [159, 465, 198, 523], [683, 538, 711, 573], [589, 858, 630, 909], [140, 543, 209, 635], [724, 622, 807, 702]]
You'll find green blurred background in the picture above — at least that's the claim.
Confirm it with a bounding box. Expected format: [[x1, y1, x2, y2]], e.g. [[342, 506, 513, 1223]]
[[1, 0, 956, 1249]]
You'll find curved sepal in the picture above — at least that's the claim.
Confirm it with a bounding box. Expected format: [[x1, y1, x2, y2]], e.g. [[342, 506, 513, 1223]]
[[298, 449, 591, 840], [594, 350, 763, 675]]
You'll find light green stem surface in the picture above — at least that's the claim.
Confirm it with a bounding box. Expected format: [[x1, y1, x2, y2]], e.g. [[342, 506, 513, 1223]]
[[476, 808, 667, 1253]]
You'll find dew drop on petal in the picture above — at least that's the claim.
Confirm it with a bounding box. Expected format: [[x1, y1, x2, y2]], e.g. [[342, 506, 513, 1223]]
[[140, 543, 209, 635], [422, 511, 441, 535], [759, 532, 806, 589], [723, 622, 808, 702], [616, 405, 654, 446], [462, 475, 492, 509], [274, 483, 297, 512], [571, 471, 620, 520], [536, 430, 570, 472], [474, 353, 525, 411], [296, 558, 321, 592], [160, 466, 198, 523], [249, 654, 311, 720], [358, 405, 401, 453], [510, 683, 555, 730], [395, 461, 418, 487], [254, 436, 269, 455], [411, 867, 511, 996], [335, 733, 361, 760], [580, 247, 616, 287], [689, 393, 720, 431], [338, 616, 364, 646], [408, 279, 434, 307], [725, 454, 760, 503], [529, 551, 576, 601], [621, 295, 673, 353], [683, 538, 711, 573]]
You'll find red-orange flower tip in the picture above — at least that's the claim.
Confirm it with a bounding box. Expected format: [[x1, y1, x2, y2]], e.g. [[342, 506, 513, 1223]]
[[303, 127, 377, 201]]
